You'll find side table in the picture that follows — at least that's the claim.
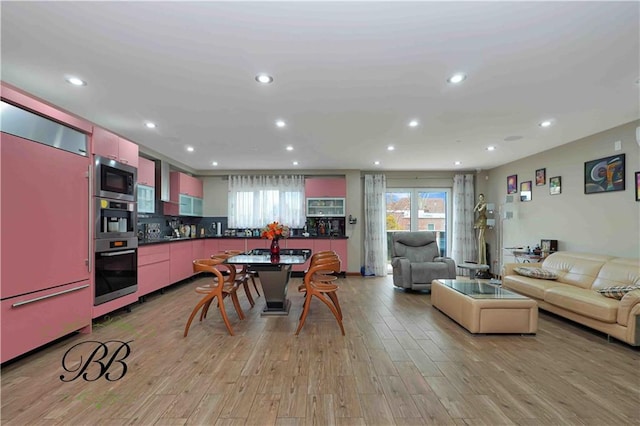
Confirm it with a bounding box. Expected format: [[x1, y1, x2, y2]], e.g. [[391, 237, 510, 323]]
[[458, 262, 490, 278]]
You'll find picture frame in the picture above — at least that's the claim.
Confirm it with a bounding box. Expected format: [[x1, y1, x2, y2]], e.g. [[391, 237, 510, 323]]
[[636, 172, 640, 201], [520, 180, 532, 202], [549, 176, 561, 195], [535, 168, 546, 186], [584, 154, 625, 194], [507, 174, 518, 194]]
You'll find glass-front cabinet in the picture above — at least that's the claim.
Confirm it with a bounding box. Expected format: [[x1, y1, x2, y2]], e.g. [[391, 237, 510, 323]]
[[138, 185, 155, 213], [307, 197, 345, 217], [179, 194, 203, 216]]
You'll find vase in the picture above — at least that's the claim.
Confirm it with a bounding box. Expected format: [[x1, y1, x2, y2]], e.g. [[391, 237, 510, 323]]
[[270, 238, 280, 256]]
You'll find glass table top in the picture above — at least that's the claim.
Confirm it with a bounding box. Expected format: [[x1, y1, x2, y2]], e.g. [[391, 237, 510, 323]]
[[436, 279, 529, 299], [224, 248, 311, 265]]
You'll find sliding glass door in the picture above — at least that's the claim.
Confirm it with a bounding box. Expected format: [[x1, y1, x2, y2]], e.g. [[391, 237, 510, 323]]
[[385, 189, 451, 265]]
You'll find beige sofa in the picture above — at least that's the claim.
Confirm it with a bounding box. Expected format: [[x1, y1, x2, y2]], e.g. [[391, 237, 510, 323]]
[[502, 252, 640, 346]]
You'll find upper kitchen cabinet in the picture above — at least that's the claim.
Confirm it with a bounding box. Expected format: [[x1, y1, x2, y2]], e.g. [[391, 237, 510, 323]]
[[92, 127, 139, 167], [170, 171, 203, 216], [138, 156, 155, 214], [307, 198, 346, 217], [305, 177, 346, 198], [137, 157, 155, 187]]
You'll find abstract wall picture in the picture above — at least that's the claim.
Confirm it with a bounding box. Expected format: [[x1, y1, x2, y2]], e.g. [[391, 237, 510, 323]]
[[536, 168, 546, 186], [520, 180, 532, 201], [507, 174, 518, 194], [584, 154, 625, 194], [549, 176, 561, 195]]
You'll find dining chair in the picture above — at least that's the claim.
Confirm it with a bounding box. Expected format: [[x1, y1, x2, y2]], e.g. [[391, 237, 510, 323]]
[[295, 254, 345, 336], [211, 252, 257, 308], [184, 258, 244, 337]]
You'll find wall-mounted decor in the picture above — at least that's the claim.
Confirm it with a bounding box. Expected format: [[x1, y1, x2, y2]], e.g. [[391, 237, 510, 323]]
[[507, 174, 518, 194], [549, 176, 561, 195], [535, 168, 546, 186], [635, 172, 640, 201], [584, 154, 625, 194], [520, 180, 532, 202]]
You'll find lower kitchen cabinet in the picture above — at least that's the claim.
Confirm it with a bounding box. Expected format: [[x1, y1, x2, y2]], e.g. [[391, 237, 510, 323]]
[[330, 239, 348, 272], [218, 238, 246, 253], [138, 244, 171, 297], [170, 241, 194, 283], [1, 281, 92, 363], [204, 239, 219, 257]]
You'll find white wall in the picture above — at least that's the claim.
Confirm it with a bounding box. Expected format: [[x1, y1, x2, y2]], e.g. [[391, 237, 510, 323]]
[[481, 120, 640, 273]]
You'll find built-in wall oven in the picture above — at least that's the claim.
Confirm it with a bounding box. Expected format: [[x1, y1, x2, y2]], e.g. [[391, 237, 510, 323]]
[[95, 155, 136, 201], [94, 237, 138, 306]]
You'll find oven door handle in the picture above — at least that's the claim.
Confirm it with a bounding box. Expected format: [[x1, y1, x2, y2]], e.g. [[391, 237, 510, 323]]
[[99, 250, 136, 257]]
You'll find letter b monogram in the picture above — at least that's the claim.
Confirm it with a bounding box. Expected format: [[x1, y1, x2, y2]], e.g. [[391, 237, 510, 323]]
[[60, 340, 133, 382]]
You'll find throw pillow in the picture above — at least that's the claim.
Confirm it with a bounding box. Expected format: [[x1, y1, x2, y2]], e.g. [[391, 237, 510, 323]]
[[597, 285, 640, 300], [513, 266, 558, 280]]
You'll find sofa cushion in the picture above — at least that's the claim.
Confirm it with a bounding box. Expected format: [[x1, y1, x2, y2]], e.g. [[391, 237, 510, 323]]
[[541, 252, 613, 289], [502, 275, 559, 300], [597, 285, 640, 300], [592, 257, 640, 290], [514, 266, 558, 280], [544, 286, 618, 323]]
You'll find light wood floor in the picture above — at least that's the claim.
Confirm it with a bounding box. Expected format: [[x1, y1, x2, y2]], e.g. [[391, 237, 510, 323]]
[[2, 275, 639, 425]]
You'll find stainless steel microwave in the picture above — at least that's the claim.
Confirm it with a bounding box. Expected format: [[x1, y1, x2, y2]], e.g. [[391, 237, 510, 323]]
[[94, 155, 137, 201]]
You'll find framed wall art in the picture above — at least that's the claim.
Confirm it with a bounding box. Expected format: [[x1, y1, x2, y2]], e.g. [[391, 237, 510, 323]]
[[636, 172, 640, 201], [520, 180, 532, 202], [507, 174, 518, 194], [584, 154, 625, 194], [549, 176, 561, 195], [535, 168, 546, 186]]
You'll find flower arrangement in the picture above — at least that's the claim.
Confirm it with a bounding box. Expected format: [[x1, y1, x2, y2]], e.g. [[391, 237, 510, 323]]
[[261, 221, 290, 240]]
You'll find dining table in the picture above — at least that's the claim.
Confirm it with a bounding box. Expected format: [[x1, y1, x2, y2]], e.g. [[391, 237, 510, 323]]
[[224, 248, 311, 316]]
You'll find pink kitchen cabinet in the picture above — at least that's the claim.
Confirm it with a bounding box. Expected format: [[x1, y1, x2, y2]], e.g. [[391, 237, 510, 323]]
[[170, 241, 195, 283], [204, 239, 220, 257], [192, 239, 205, 260], [170, 171, 203, 198], [2, 280, 92, 363], [246, 239, 268, 251], [285, 239, 313, 271], [218, 238, 246, 253], [137, 156, 156, 187], [138, 244, 171, 297], [305, 177, 346, 198], [92, 126, 139, 167], [1, 133, 91, 299], [330, 239, 348, 273]]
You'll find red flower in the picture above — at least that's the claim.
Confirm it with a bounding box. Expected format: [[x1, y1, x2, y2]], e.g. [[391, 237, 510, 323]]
[[261, 221, 290, 240]]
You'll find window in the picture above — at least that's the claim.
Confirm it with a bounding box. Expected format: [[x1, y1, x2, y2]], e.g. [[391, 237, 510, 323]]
[[386, 188, 451, 263], [228, 175, 305, 228]]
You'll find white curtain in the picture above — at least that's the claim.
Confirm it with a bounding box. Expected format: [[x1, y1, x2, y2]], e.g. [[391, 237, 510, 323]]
[[364, 174, 388, 276], [228, 175, 305, 228], [451, 174, 476, 269]]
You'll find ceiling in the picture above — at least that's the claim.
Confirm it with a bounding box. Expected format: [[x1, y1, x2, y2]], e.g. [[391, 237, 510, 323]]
[[2, 2, 639, 173]]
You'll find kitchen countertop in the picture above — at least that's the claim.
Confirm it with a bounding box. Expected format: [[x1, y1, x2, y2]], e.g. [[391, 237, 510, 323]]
[[138, 235, 348, 246]]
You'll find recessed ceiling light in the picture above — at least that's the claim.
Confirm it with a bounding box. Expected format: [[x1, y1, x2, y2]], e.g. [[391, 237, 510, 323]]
[[186, 146, 194, 152], [454, 161, 462, 166], [374, 161, 381, 165], [486, 146, 496, 151], [539, 120, 553, 128], [255, 74, 273, 84], [447, 73, 466, 84], [65, 76, 86, 86], [144, 122, 157, 129], [212, 161, 218, 166], [292, 161, 299, 166], [408, 120, 419, 127], [276, 120, 286, 128], [286, 145, 294, 151], [387, 145, 395, 151]]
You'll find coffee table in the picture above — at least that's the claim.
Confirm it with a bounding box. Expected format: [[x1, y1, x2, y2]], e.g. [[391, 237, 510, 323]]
[[431, 279, 537, 334]]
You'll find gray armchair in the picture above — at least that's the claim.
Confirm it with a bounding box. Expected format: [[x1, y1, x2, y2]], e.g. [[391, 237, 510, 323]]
[[390, 231, 456, 291]]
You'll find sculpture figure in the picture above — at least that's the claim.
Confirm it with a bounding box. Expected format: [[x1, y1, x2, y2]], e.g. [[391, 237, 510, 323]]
[[473, 193, 488, 265]]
